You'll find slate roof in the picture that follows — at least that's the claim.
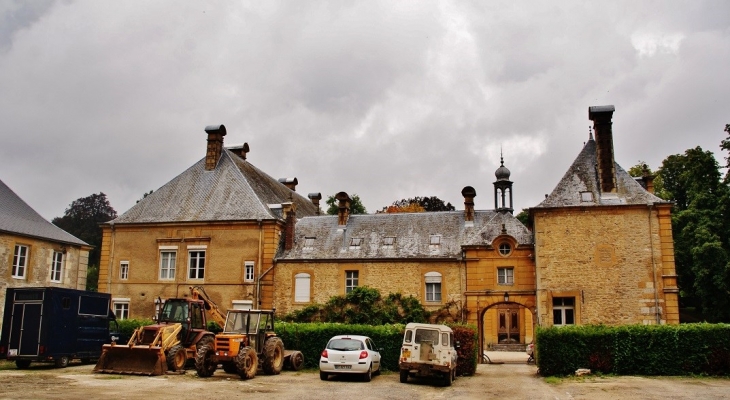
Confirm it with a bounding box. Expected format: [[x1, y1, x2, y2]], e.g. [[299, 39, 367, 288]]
[[112, 149, 319, 224], [278, 210, 532, 260], [534, 138, 667, 208], [0, 178, 88, 246]]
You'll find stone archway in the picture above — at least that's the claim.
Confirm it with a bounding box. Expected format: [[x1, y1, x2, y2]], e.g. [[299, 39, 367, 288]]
[[471, 293, 536, 362]]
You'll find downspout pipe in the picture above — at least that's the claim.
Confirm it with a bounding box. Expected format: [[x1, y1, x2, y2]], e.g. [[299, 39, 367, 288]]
[[256, 219, 263, 307], [107, 222, 115, 292]]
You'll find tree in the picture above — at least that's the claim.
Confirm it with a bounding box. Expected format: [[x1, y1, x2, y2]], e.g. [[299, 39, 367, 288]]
[[515, 209, 529, 226], [656, 147, 730, 321], [136, 190, 154, 203], [379, 196, 455, 213], [628, 161, 668, 200], [53, 193, 117, 291], [325, 193, 367, 215]]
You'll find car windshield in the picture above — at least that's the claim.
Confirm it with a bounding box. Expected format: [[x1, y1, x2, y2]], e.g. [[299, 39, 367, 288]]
[[414, 329, 440, 345], [327, 339, 364, 351]]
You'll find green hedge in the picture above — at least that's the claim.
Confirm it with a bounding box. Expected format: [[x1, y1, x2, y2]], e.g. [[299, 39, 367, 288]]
[[536, 323, 730, 376], [276, 322, 478, 374]]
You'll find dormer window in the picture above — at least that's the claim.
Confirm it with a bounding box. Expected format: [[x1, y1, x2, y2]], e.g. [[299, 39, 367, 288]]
[[350, 238, 362, 248], [580, 191, 594, 202], [429, 235, 441, 245], [303, 237, 315, 250], [382, 237, 395, 248], [498, 243, 512, 256]]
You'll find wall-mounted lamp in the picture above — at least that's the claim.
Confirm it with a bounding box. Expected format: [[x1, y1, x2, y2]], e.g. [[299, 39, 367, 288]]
[[504, 292, 509, 302]]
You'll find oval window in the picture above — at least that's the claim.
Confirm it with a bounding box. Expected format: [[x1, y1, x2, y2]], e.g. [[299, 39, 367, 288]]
[[498, 243, 512, 256]]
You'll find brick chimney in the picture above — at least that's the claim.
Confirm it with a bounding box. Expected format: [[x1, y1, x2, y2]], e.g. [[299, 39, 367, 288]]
[[335, 192, 351, 226], [282, 202, 296, 250], [278, 177, 298, 191], [204, 124, 227, 171], [641, 165, 655, 194], [308, 192, 322, 215], [229, 142, 249, 160], [589, 105, 617, 193], [462, 186, 476, 224]]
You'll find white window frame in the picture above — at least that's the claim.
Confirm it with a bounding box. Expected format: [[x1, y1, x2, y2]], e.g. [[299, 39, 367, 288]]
[[12, 244, 28, 279], [303, 237, 315, 250], [244, 261, 255, 282], [120, 261, 129, 280], [498, 267, 514, 285], [345, 270, 359, 293], [294, 272, 311, 303], [232, 300, 253, 310], [159, 249, 177, 280], [553, 297, 575, 326], [187, 246, 207, 280], [425, 272, 442, 302], [113, 298, 130, 320], [498, 243, 512, 256], [382, 237, 395, 248], [51, 251, 64, 283]]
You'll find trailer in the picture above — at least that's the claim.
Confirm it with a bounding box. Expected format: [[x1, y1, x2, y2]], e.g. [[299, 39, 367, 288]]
[[0, 287, 118, 369]]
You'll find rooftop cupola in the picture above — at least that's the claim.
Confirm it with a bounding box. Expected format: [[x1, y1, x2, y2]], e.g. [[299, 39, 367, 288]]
[[493, 152, 514, 214]]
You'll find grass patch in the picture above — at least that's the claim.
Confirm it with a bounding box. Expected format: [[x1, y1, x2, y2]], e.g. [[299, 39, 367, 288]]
[[0, 360, 17, 371]]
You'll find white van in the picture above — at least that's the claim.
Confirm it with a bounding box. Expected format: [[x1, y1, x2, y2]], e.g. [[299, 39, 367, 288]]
[[398, 323, 458, 386]]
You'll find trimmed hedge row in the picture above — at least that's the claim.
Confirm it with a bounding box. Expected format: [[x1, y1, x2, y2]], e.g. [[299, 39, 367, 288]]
[[276, 322, 478, 375], [536, 323, 730, 376]]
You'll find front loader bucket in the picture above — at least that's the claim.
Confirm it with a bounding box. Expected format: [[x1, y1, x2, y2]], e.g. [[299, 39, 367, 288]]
[[93, 344, 167, 376]]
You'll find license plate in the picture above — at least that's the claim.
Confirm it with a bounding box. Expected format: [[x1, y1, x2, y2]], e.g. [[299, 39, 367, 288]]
[[402, 350, 410, 358], [334, 365, 351, 370]]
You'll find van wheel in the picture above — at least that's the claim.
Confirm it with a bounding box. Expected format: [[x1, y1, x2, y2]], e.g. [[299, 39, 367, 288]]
[[444, 370, 453, 386], [15, 360, 31, 369], [55, 356, 70, 368]]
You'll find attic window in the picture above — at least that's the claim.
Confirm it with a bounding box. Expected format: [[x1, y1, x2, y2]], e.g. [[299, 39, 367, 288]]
[[382, 237, 395, 247], [350, 238, 363, 248], [303, 237, 315, 250], [429, 235, 441, 245], [580, 192, 594, 202]]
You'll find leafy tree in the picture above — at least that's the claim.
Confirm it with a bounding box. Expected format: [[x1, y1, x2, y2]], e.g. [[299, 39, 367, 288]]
[[656, 147, 730, 321], [628, 161, 668, 200], [325, 193, 367, 215], [53, 193, 117, 291], [515, 209, 529, 226], [136, 190, 154, 203], [380, 196, 455, 213]]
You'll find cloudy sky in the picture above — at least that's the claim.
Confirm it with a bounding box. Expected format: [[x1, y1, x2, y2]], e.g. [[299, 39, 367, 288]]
[[1, 1, 729, 221]]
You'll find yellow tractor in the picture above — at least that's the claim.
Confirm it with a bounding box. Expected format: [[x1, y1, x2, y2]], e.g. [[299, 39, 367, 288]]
[[94, 286, 225, 375], [195, 309, 303, 379]]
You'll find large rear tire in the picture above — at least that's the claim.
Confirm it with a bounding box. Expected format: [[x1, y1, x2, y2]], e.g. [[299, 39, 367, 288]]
[[195, 344, 217, 377], [167, 344, 187, 372], [262, 337, 284, 375], [236, 347, 258, 380]]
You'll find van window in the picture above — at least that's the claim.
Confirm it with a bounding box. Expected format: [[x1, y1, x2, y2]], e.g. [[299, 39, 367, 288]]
[[404, 330, 413, 343], [442, 332, 449, 346]]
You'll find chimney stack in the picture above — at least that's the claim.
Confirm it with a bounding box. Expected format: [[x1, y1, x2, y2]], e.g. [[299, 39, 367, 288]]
[[462, 186, 476, 223], [335, 192, 351, 226], [282, 202, 296, 250], [229, 142, 250, 160], [588, 105, 617, 193], [641, 165, 655, 194], [278, 177, 298, 191], [308, 192, 322, 215], [204, 125, 227, 171]]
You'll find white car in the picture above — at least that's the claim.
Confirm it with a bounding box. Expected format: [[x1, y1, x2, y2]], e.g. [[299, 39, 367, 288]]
[[319, 335, 382, 382]]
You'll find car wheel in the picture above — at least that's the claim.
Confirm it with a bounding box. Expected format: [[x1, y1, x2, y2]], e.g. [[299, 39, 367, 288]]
[[399, 369, 408, 383], [363, 365, 372, 382], [319, 371, 328, 381]]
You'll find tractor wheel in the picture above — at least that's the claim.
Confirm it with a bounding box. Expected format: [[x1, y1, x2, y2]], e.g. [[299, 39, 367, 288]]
[[236, 347, 258, 380], [54, 356, 70, 368], [196, 335, 214, 351], [15, 360, 31, 369], [287, 351, 304, 371], [167, 344, 187, 372], [222, 362, 237, 374], [195, 344, 217, 377], [262, 337, 284, 375]]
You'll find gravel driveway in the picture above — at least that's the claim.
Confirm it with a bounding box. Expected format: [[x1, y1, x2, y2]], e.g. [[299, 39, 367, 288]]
[[1, 356, 729, 400]]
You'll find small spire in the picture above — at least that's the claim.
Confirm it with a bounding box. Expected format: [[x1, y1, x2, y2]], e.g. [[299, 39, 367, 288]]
[[588, 126, 594, 141], [500, 147, 504, 167]]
